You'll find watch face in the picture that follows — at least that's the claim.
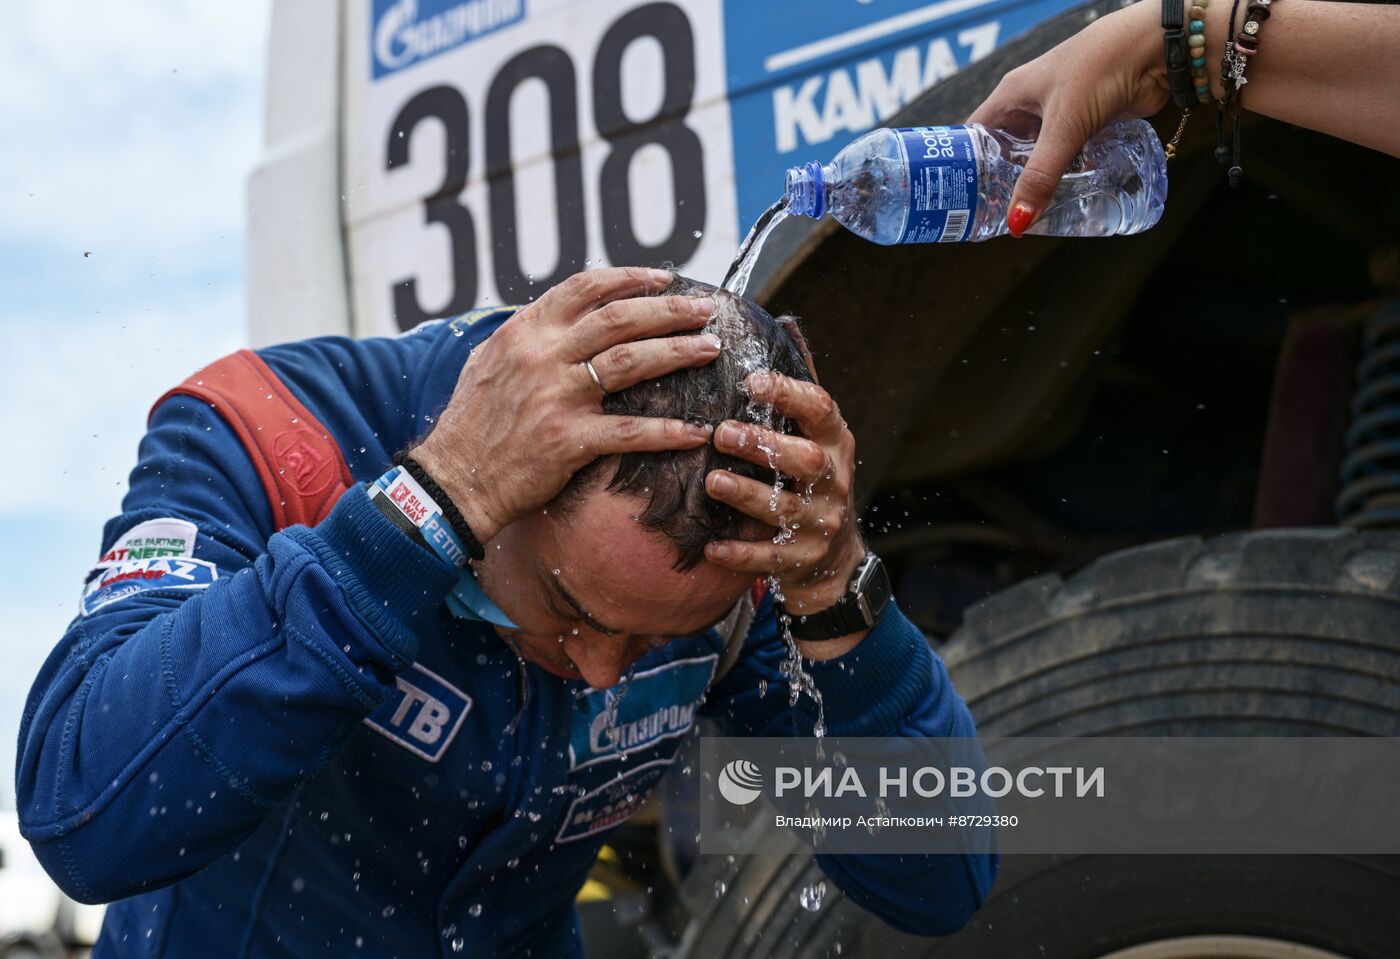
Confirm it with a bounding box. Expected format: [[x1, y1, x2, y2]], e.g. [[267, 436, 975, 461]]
[[856, 592, 875, 629]]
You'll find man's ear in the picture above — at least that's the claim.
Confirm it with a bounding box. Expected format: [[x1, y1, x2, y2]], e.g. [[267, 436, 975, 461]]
[[776, 315, 819, 385]]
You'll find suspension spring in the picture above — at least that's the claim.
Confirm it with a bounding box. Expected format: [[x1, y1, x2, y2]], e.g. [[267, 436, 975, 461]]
[[1337, 303, 1400, 527]]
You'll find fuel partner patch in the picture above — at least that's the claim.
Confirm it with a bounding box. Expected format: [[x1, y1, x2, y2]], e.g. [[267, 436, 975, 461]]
[[97, 517, 198, 565]]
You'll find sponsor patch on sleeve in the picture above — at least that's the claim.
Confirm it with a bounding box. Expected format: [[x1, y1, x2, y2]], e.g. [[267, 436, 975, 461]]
[[362, 664, 473, 762], [97, 517, 198, 565], [81, 558, 218, 616]]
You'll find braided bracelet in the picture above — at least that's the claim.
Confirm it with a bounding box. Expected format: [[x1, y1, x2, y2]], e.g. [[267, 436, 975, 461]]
[[1218, 0, 1276, 185], [1223, 0, 1273, 95]]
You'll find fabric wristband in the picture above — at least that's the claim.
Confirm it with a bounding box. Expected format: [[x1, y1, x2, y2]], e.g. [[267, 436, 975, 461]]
[[392, 452, 487, 561], [1162, 0, 1197, 109], [369, 465, 471, 568]]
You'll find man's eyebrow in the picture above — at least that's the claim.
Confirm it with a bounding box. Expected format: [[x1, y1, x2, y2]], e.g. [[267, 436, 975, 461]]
[[551, 576, 619, 636]]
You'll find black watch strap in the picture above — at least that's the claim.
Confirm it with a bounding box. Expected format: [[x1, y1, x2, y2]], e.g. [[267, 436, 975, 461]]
[[786, 553, 892, 641]]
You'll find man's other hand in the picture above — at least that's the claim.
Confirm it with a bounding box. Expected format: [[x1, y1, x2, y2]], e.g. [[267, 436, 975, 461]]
[[702, 372, 866, 646], [413, 268, 719, 543]]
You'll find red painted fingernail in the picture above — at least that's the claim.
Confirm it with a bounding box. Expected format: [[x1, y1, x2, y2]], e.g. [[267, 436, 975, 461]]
[[1007, 202, 1035, 238], [711, 472, 737, 494]]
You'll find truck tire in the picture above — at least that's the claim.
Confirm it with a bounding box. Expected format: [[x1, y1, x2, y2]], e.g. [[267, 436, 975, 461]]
[[678, 529, 1400, 959]]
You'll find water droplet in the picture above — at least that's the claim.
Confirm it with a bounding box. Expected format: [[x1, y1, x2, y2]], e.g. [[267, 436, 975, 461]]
[[799, 880, 827, 912], [382, 905, 396, 918], [714, 879, 727, 898], [451, 938, 465, 952], [468, 903, 483, 917], [691, 229, 703, 239]]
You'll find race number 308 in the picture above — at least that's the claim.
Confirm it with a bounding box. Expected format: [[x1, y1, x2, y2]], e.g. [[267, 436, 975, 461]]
[[384, 2, 707, 330]]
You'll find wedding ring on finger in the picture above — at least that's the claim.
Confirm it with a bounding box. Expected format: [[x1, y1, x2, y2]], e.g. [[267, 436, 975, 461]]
[[583, 358, 607, 396]]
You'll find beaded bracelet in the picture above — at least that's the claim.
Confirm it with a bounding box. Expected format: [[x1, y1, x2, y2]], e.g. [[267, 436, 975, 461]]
[[1186, 0, 1213, 104]]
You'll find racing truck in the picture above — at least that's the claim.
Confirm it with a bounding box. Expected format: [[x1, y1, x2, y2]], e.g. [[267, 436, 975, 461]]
[[248, 0, 1400, 955]]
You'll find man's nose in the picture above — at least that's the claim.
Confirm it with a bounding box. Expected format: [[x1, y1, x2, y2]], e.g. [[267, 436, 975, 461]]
[[567, 633, 643, 690]]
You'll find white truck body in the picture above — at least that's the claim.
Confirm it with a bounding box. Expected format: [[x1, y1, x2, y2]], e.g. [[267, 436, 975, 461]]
[[248, 0, 1078, 344]]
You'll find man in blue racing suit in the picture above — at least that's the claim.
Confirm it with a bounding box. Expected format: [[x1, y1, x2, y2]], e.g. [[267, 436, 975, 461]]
[[16, 268, 995, 956]]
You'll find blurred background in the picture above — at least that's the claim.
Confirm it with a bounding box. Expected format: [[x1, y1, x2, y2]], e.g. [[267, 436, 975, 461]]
[[1, 4, 269, 951]]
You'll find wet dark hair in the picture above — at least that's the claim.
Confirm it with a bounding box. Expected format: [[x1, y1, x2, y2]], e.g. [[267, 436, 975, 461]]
[[555, 275, 815, 570]]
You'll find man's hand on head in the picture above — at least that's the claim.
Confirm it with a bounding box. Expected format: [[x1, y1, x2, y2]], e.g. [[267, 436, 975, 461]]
[[412, 267, 720, 544], [702, 371, 868, 657]]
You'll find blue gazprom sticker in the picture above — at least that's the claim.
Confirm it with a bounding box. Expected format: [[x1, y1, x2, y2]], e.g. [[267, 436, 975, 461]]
[[363, 663, 473, 762], [371, 0, 527, 80], [555, 758, 674, 844], [81, 558, 218, 616], [896, 126, 981, 244], [569, 655, 717, 771]]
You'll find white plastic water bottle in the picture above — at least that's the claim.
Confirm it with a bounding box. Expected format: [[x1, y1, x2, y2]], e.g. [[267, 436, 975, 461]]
[[783, 119, 1167, 244]]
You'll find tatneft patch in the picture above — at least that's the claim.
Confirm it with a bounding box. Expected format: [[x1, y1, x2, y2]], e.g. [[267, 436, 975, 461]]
[[97, 517, 198, 565], [81, 558, 219, 616]]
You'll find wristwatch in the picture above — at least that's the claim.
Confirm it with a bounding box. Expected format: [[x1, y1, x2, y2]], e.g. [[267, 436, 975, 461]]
[[786, 552, 892, 641]]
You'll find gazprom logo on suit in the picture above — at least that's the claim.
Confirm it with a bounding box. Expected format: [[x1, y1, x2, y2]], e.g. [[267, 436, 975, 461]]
[[569, 655, 717, 771], [364, 664, 472, 762]]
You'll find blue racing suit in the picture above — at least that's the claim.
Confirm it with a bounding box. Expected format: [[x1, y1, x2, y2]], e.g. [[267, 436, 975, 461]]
[[15, 310, 996, 957]]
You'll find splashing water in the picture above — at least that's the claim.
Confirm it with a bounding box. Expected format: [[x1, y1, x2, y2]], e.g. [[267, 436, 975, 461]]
[[715, 228, 829, 738], [593, 661, 639, 756], [722, 200, 789, 298], [722, 309, 828, 739], [769, 574, 827, 739]]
